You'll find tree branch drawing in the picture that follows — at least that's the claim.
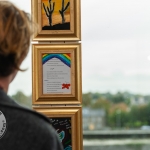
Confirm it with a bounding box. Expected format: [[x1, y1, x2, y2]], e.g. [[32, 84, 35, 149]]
[[59, 0, 70, 24], [43, 0, 55, 26]]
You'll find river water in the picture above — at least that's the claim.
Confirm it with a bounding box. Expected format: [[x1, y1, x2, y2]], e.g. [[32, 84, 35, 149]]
[[84, 145, 150, 150], [83, 139, 150, 150]]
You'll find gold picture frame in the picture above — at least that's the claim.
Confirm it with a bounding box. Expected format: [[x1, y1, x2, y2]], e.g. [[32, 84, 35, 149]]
[[32, 43, 82, 104], [31, 0, 81, 41], [33, 106, 83, 150]]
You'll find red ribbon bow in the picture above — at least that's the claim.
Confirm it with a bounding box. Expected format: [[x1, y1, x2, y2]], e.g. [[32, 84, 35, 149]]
[[62, 83, 70, 89]]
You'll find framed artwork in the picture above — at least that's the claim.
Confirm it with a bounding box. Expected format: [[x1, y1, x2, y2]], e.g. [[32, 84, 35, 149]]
[[32, 43, 82, 104], [33, 106, 83, 150], [31, 0, 81, 41]]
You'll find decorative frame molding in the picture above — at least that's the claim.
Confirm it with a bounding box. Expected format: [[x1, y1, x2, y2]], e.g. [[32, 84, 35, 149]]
[[32, 43, 82, 104], [31, 0, 81, 41], [33, 106, 83, 150]]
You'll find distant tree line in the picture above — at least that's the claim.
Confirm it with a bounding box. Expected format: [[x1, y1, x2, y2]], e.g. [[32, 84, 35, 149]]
[[10, 91, 32, 109], [82, 92, 150, 129], [10, 90, 150, 129]]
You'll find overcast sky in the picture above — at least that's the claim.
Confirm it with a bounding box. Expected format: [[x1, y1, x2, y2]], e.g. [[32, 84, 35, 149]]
[[8, 0, 150, 96]]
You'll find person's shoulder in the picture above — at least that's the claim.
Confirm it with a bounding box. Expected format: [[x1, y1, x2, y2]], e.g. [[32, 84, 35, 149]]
[[18, 105, 51, 123], [7, 102, 51, 126], [18, 106, 64, 149], [0, 90, 50, 124], [0, 98, 51, 126], [0, 100, 63, 149]]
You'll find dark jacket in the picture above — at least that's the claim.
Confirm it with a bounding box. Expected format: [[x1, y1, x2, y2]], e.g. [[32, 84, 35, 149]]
[[0, 89, 63, 150]]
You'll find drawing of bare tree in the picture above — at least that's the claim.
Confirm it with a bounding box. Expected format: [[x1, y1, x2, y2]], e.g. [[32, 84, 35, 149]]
[[43, 0, 55, 26], [59, 0, 70, 24]]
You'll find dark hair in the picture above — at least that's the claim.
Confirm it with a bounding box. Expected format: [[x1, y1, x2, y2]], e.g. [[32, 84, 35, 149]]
[[0, 1, 33, 77]]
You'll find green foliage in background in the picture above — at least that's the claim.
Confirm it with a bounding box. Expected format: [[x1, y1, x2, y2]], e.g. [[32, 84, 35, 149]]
[[11, 91, 32, 109], [82, 92, 150, 129], [10, 90, 150, 129]]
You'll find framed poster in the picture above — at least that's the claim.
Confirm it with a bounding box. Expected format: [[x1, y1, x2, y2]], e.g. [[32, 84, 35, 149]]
[[32, 43, 82, 104], [33, 106, 83, 150], [31, 0, 81, 41]]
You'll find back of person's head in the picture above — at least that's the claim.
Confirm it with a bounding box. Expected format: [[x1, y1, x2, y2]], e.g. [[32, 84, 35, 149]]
[[0, 1, 32, 77]]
